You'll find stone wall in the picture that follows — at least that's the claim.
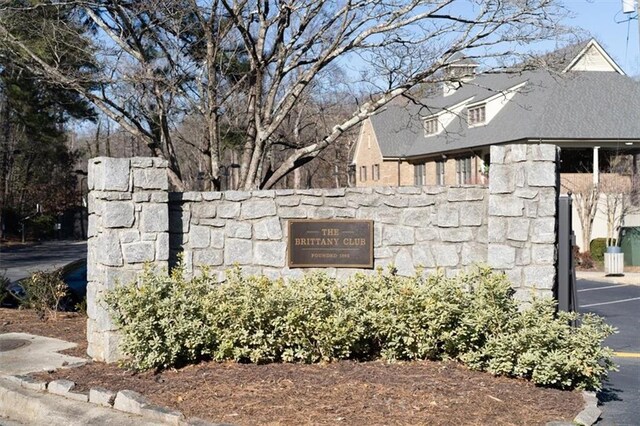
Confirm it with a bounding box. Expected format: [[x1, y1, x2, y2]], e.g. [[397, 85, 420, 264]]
[[86, 157, 169, 362], [86, 144, 559, 362], [487, 145, 559, 302], [168, 185, 488, 281]]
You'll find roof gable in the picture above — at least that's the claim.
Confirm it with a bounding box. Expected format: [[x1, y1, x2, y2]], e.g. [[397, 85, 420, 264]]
[[353, 118, 384, 164], [364, 40, 636, 160], [369, 71, 640, 159], [423, 97, 474, 137], [563, 39, 625, 75]]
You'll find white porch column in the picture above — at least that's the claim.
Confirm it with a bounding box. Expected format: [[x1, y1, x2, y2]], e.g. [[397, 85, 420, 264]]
[[593, 146, 600, 186]]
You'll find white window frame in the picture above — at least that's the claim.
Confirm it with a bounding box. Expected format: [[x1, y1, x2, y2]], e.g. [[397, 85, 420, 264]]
[[456, 157, 472, 185], [468, 104, 486, 126], [424, 117, 439, 136]]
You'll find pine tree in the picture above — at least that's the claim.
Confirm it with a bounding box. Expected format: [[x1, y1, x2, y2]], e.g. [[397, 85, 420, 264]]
[[0, 0, 97, 239]]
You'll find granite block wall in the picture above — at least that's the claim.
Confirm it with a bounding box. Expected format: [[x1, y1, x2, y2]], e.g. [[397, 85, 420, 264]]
[[168, 185, 488, 281], [86, 157, 169, 362], [86, 144, 559, 362], [487, 145, 559, 303]]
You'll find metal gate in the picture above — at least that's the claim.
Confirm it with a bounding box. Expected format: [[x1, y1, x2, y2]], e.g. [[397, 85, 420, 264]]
[[557, 194, 577, 313]]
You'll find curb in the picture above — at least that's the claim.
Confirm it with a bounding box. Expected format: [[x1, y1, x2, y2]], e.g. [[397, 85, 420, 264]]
[[546, 391, 601, 426], [4, 373, 599, 426], [574, 391, 601, 426], [576, 271, 640, 286], [0, 374, 230, 426]]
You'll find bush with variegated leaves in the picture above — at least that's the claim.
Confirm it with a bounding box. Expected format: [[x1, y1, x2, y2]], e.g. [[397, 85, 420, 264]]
[[105, 264, 615, 390]]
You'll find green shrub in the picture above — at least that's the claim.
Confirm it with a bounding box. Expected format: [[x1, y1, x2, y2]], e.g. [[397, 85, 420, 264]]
[[104, 266, 217, 371], [105, 265, 615, 390], [462, 298, 616, 390], [0, 271, 10, 305], [590, 238, 616, 262], [208, 270, 365, 363], [30, 214, 55, 239], [19, 270, 70, 320], [75, 297, 87, 316], [347, 267, 516, 361]]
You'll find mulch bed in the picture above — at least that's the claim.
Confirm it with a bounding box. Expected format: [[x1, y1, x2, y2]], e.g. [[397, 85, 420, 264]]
[[0, 307, 87, 358], [1, 308, 584, 425]]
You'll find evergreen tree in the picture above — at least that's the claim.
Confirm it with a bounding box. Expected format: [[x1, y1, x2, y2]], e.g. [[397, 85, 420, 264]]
[[0, 0, 97, 239]]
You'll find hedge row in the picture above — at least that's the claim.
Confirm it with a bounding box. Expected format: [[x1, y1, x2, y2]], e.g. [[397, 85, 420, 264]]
[[105, 265, 615, 390]]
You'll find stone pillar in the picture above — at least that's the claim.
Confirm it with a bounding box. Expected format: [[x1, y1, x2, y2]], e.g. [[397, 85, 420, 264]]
[[488, 144, 559, 302], [86, 157, 169, 362]]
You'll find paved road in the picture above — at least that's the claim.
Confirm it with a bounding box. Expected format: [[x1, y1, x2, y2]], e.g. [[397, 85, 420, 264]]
[[0, 241, 87, 283], [577, 278, 640, 426]]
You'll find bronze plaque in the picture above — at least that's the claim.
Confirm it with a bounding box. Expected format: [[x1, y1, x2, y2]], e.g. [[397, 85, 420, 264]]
[[288, 220, 374, 268]]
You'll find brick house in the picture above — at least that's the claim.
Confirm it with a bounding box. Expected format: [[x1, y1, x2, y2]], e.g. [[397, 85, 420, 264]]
[[352, 39, 640, 249]]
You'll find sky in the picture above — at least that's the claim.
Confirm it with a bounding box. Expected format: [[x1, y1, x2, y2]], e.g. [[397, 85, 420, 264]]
[[565, 0, 640, 76], [71, 0, 640, 137]]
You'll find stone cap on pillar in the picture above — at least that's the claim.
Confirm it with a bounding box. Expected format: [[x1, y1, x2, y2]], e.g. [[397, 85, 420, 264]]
[[88, 157, 169, 192]]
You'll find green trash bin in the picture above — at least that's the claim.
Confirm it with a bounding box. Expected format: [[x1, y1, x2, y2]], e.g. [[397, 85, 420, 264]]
[[620, 227, 640, 266]]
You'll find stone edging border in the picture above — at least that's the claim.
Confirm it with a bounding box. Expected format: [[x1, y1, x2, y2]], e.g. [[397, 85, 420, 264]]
[[5, 373, 600, 426], [546, 391, 601, 426], [4, 374, 224, 426], [574, 391, 601, 426]]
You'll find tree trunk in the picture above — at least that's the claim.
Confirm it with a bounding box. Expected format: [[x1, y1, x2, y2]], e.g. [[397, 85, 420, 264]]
[[574, 185, 599, 253], [238, 76, 258, 188], [105, 119, 111, 157], [205, 22, 221, 191], [293, 167, 301, 189]]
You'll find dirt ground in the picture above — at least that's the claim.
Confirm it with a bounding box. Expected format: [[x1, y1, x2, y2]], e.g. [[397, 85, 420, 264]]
[[0, 307, 87, 358], [1, 308, 584, 425]]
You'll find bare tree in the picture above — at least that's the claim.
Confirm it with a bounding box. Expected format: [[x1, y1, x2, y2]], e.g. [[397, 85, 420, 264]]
[[598, 157, 640, 247], [270, 71, 356, 189], [0, 0, 569, 190], [563, 151, 640, 252], [563, 175, 600, 253]]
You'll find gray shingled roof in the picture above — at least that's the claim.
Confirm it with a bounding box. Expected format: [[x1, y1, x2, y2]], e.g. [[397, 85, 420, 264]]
[[370, 70, 640, 159], [447, 52, 479, 66], [526, 40, 591, 71]]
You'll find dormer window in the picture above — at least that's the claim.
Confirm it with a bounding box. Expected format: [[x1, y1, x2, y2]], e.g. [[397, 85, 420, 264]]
[[468, 104, 486, 126], [424, 117, 439, 136]]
